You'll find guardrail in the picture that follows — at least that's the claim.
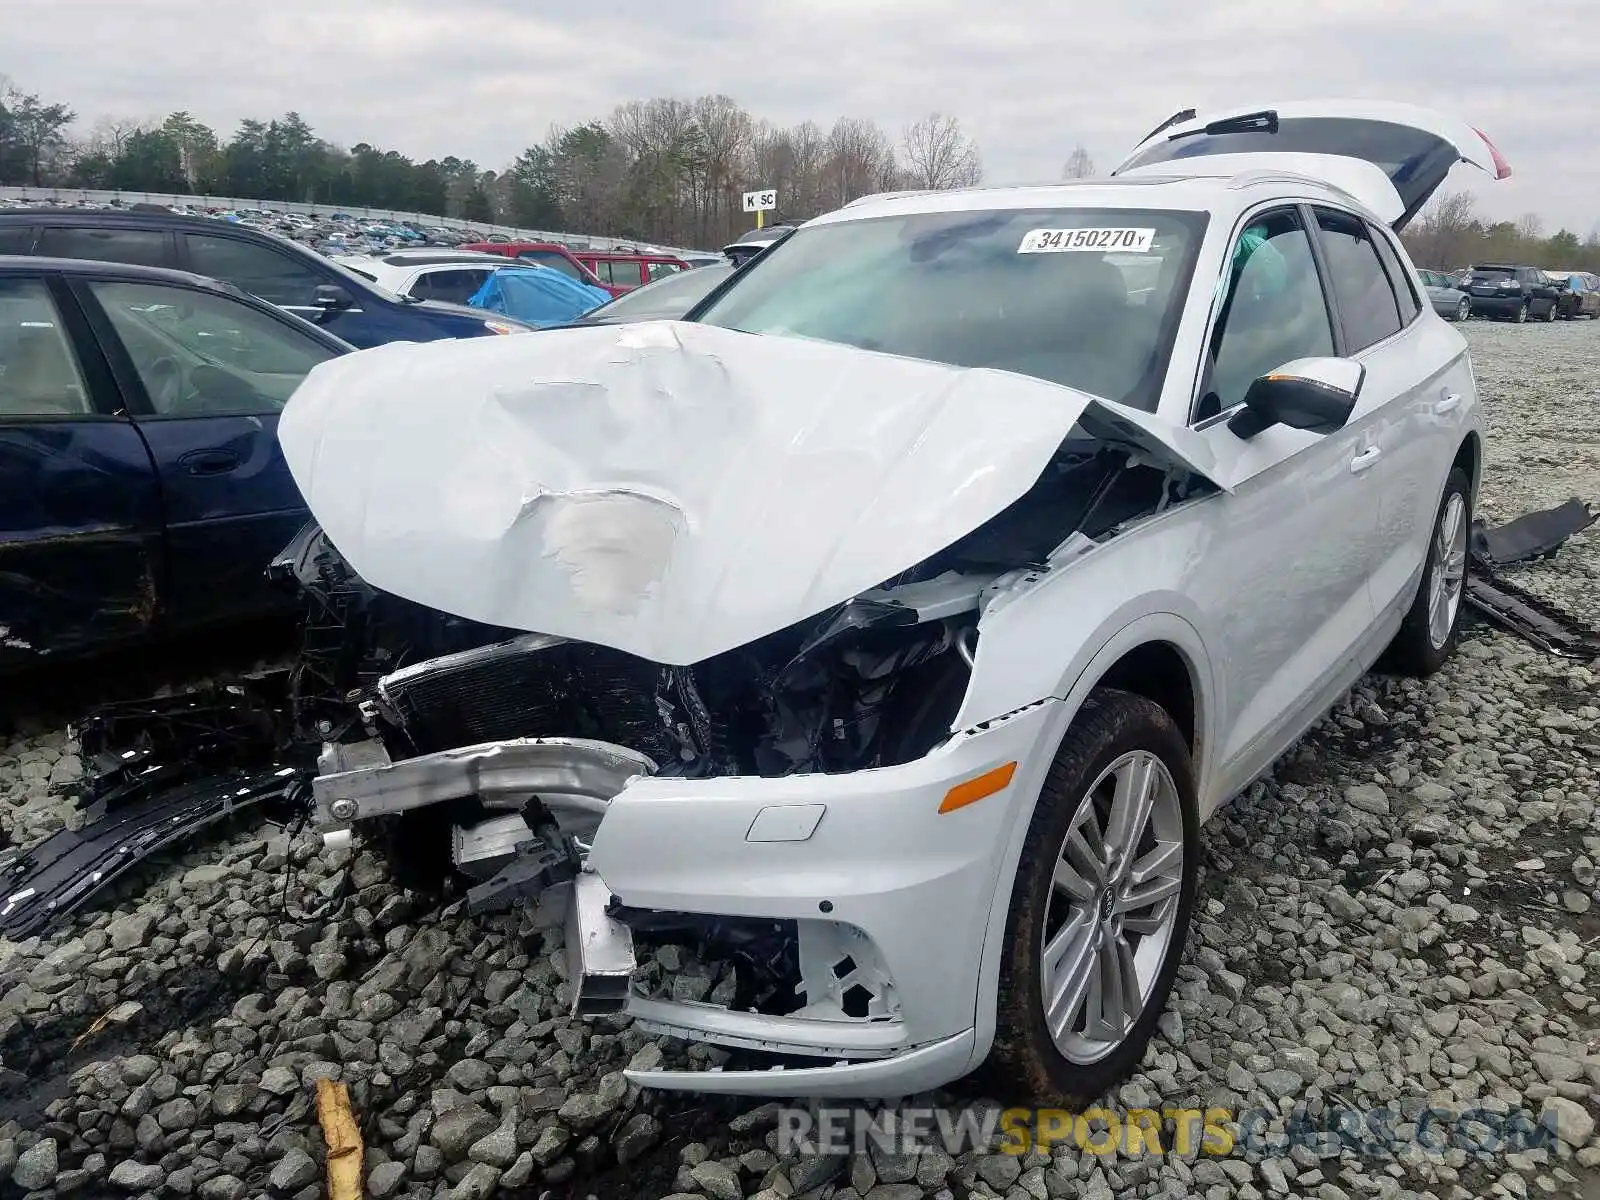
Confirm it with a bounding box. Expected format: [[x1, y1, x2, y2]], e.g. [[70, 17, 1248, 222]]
[[0, 185, 702, 257]]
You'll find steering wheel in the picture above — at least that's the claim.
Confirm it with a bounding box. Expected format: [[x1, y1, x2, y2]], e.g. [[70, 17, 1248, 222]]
[[142, 355, 198, 413]]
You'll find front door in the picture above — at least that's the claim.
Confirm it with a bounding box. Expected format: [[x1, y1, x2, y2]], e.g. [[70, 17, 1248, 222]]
[[0, 272, 163, 664], [73, 275, 342, 628], [1180, 205, 1383, 795]]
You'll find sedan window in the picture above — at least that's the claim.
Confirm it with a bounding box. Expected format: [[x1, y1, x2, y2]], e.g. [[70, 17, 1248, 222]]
[[185, 234, 326, 307], [1199, 207, 1334, 420], [0, 278, 93, 417], [90, 280, 337, 416], [695, 206, 1206, 412]]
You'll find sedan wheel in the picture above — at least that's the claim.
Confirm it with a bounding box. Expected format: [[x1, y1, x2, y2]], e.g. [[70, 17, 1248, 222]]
[[1516, 301, 1529, 323], [1456, 298, 1471, 322], [1546, 302, 1559, 322], [1382, 466, 1472, 678], [985, 689, 1197, 1102]]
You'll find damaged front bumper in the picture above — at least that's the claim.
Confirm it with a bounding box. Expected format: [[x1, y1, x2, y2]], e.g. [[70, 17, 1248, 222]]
[[310, 698, 1062, 1097]]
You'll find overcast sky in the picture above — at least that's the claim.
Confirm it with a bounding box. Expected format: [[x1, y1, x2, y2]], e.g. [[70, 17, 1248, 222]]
[[7, 0, 1594, 233]]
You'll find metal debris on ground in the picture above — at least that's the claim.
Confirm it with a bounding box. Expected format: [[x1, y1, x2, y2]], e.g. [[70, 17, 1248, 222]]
[[1465, 496, 1600, 658]]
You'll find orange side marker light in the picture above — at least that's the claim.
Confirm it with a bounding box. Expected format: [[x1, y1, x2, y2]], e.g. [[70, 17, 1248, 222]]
[[939, 761, 1018, 814]]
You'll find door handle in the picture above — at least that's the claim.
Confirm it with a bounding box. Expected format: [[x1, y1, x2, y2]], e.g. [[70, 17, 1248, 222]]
[[178, 448, 241, 476], [1434, 392, 1461, 415], [1349, 446, 1382, 475]]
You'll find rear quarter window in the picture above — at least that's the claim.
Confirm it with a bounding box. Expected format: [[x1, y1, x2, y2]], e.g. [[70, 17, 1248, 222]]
[[37, 226, 172, 268], [0, 226, 35, 254]]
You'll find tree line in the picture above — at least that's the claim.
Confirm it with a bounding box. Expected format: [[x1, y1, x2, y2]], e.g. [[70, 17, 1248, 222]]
[[1401, 192, 1600, 274], [0, 74, 985, 248]]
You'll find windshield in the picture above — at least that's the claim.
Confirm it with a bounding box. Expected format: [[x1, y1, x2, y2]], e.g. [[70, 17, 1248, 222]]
[[588, 262, 734, 322], [693, 207, 1206, 411]]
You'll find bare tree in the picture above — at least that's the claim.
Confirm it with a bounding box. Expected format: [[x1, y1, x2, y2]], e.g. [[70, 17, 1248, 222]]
[[900, 112, 981, 190], [1062, 145, 1095, 179], [1405, 190, 1479, 268], [1516, 211, 1545, 243], [820, 117, 898, 209]]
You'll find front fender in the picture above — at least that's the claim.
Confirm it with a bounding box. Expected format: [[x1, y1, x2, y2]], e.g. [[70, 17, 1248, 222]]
[[955, 604, 1218, 1079]]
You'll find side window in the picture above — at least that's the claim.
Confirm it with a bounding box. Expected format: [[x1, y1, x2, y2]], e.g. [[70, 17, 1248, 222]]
[[89, 280, 337, 417], [1313, 210, 1402, 352], [519, 250, 583, 280], [1198, 207, 1335, 421], [0, 227, 35, 254], [0, 278, 93, 417], [646, 261, 683, 283], [608, 260, 644, 288], [37, 226, 171, 269], [184, 234, 326, 307], [1367, 224, 1419, 324], [412, 269, 491, 305]]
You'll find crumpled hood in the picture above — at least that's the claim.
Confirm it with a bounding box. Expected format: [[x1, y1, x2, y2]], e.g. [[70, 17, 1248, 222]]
[[278, 322, 1195, 665]]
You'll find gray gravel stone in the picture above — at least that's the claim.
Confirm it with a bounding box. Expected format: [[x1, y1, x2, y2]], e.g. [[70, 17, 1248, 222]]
[[367, 1160, 407, 1198], [11, 1137, 57, 1191], [108, 1159, 164, 1190], [270, 1147, 319, 1192]]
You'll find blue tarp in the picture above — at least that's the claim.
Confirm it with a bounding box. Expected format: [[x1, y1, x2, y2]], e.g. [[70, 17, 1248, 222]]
[[466, 266, 611, 328]]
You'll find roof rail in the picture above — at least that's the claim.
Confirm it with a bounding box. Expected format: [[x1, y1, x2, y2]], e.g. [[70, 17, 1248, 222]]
[[842, 189, 937, 208]]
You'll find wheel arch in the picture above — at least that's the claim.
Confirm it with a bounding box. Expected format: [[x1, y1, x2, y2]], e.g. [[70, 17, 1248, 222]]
[[962, 611, 1216, 1076], [1452, 430, 1482, 511]]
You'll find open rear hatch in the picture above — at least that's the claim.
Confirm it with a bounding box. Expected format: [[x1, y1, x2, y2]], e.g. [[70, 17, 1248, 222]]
[[1112, 99, 1511, 229]]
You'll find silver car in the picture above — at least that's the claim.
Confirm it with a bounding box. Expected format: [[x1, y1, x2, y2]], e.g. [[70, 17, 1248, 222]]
[[1418, 268, 1472, 321]]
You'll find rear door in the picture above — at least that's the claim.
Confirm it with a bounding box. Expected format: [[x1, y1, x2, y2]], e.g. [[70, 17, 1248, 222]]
[[0, 269, 163, 665], [1314, 210, 1471, 627], [1113, 100, 1511, 229], [73, 276, 344, 628]]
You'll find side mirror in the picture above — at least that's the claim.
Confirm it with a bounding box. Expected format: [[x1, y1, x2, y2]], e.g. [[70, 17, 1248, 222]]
[[1228, 357, 1365, 440], [312, 284, 353, 317]]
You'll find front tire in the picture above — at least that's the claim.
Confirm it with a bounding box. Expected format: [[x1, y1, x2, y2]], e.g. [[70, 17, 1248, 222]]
[[1456, 298, 1471, 322], [1382, 466, 1471, 678], [984, 689, 1197, 1103]]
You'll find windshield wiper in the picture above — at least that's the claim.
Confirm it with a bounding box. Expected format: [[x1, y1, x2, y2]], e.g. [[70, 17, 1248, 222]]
[[1167, 109, 1280, 143]]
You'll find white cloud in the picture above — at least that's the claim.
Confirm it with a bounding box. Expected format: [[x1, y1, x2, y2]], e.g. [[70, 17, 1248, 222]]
[[7, 0, 1592, 230]]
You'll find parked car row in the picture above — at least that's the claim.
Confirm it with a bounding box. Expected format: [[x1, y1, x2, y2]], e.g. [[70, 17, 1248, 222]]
[[1422, 263, 1600, 324]]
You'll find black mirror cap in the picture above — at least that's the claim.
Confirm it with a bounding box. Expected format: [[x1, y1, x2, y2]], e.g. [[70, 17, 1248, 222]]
[[1229, 369, 1362, 440], [313, 283, 352, 309]]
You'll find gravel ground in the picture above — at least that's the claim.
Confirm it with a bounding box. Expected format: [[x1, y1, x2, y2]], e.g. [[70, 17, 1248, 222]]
[[0, 317, 1597, 1200]]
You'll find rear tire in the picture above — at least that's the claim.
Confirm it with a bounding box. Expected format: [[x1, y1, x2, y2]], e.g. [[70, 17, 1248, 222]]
[[1515, 301, 1529, 323], [983, 689, 1197, 1103], [1455, 298, 1471, 322], [1382, 466, 1471, 678], [1546, 301, 1558, 322]]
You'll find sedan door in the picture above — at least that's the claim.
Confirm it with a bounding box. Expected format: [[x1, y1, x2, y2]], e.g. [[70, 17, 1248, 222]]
[[73, 276, 345, 629], [0, 271, 164, 666], [1181, 204, 1383, 795]]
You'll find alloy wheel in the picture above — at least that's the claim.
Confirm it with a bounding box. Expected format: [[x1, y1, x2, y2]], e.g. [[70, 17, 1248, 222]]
[[1427, 492, 1468, 649], [1547, 302, 1558, 322], [1457, 298, 1470, 322], [1039, 750, 1184, 1064], [1516, 302, 1528, 323]]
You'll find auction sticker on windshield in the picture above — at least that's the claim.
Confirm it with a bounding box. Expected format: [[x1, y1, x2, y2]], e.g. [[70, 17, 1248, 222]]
[[1019, 228, 1155, 253]]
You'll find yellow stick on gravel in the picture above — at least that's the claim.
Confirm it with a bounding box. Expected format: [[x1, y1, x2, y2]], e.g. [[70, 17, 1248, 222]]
[[315, 1078, 364, 1200]]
